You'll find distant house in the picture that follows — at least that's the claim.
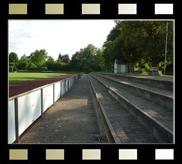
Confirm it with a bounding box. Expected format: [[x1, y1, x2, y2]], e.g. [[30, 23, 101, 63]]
[[114, 59, 132, 73], [61, 54, 70, 63]]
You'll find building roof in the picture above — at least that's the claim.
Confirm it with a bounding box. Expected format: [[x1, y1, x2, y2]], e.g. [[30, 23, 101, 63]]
[[115, 59, 128, 64]]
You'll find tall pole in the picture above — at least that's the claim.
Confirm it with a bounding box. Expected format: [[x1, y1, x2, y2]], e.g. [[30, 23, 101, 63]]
[[164, 22, 168, 77]]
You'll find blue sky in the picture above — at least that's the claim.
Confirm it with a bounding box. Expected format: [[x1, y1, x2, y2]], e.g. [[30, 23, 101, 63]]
[[9, 20, 116, 60]]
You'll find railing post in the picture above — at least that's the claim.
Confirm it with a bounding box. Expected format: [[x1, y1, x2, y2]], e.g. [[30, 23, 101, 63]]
[[41, 89, 44, 118], [14, 98, 19, 143]]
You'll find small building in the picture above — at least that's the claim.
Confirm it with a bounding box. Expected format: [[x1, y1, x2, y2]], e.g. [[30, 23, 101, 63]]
[[114, 59, 132, 73]]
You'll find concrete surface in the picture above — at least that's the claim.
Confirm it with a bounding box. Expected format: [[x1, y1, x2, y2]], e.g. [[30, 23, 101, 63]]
[[20, 75, 102, 144], [89, 75, 158, 143], [91, 74, 173, 143], [98, 72, 173, 91]]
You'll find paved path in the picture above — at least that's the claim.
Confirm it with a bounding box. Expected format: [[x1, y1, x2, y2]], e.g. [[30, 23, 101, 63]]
[[20, 75, 101, 143]]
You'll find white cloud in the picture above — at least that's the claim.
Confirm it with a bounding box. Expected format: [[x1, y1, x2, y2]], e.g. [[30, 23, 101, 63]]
[[9, 20, 115, 60]]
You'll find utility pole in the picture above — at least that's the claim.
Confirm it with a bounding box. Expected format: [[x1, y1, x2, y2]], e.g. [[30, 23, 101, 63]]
[[164, 22, 168, 77]]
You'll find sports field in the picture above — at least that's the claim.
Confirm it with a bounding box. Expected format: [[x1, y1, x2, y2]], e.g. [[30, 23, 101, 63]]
[[9, 72, 67, 84]]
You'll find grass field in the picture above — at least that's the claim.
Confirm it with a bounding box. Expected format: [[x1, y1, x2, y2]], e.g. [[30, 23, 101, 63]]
[[9, 72, 68, 84]]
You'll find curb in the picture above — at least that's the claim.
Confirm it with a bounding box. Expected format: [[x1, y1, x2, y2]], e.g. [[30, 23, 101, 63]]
[[87, 75, 121, 144]]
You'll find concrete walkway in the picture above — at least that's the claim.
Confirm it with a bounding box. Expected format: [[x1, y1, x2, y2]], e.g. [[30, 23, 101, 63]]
[[20, 75, 101, 143]]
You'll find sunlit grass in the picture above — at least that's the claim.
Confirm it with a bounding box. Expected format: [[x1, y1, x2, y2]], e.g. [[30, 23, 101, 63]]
[[9, 72, 67, 84]]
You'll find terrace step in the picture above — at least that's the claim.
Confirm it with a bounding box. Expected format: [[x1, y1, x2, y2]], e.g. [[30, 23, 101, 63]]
[[88, 74, 158, 143], [90, 73, 173, 143], [98, 72, 173, 91], [93, 73, 173, 110]]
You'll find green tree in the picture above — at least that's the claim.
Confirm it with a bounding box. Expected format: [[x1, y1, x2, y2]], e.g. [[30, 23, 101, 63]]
[[103, 20, 173, 69], [70, 44, 99, 73], [119, 21, 145, 66], [71, 51, 82, 71], [58, 53, 62, 60], [20, 54, 30, 62], [102, 41, 115, 70], [27, 61, 38, 70], [93, 48, 103, 71], [102, 21, 128, 70], [17, 61, 28, 70], [45, 56, 55, 70], [82, 44, 97, 72], [9, 52, 19, 63], [120, 21, 173, 67], [29, 49, 48, 66], [56, 57, 62, 70]]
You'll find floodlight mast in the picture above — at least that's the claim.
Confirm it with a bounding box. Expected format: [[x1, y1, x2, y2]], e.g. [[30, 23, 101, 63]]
[[164, 22, 168, 77]]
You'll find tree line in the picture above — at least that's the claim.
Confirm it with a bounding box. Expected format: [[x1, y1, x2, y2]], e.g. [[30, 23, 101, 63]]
[[102, 20, 173, 73], [9, 44, 104, 73], [9, 50, 71, 72], [9, 21, 173, 74]]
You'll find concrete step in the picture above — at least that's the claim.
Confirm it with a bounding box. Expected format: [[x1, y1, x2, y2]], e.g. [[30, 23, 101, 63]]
[[94, 73, 173, 110], [90, 73, 173, 143], [98, 72, 173, 91], [88, 74, 158, 143]]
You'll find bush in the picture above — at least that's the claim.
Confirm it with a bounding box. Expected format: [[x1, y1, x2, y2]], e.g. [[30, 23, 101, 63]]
[[17, 61, 28, 70], [166, 63, 173, 72], [28, 62, 38, 70], [40, 66, 48, 70], [84, 68, 93, 74], [159, 70, 163, 76], [161, 63, 173, 74], [13, 65, 18, 71], [141, 63, 150, 72]]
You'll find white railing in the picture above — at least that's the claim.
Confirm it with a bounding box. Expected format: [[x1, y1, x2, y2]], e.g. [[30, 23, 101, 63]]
[[8, 73, 83, 144]]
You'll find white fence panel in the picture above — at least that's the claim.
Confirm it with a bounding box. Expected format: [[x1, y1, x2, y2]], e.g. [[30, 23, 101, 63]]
[[70, 78, 72, 88], [61, 80, 66, 96], [71, 78, 73, 87], [71, 78, 72, 87], [68, 79, 70, 89], [32, 90, 41, 121], [55, 82, 60, 102], [8, 73, 82, 143], [18, 89, 41, 136], [71, 77, 74, 86], [66, 79, 68, 92], [68, 78, 70, 89], [60, 81, 62, 97], [43, 85, 53, 112], [8, 99, 16, 144]]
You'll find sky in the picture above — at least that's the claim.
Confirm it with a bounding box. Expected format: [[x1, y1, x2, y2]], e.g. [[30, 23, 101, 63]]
[[9, 20, 116, 60]]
